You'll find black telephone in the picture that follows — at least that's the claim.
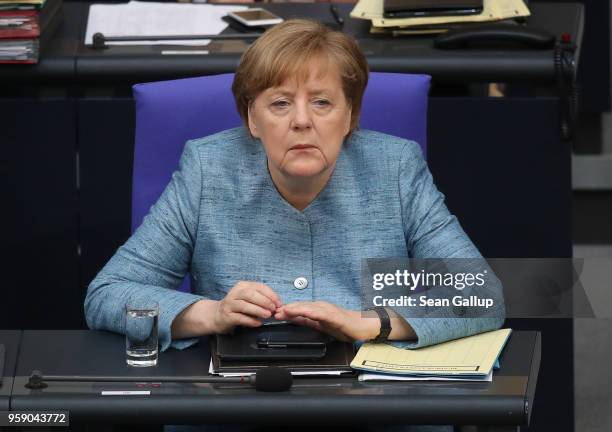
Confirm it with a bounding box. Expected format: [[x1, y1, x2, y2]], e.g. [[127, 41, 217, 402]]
[[435, 24, 556, 49]]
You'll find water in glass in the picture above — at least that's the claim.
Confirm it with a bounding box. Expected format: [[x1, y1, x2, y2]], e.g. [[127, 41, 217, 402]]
[[125, 305, 159, 367]]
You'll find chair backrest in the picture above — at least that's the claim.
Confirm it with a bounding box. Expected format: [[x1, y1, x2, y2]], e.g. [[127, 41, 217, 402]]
[[132, 72, 431, 291]]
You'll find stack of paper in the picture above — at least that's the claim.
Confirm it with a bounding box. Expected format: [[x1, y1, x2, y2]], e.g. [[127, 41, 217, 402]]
[[350, 0, 530, 36], [0, 0, 45, 10], [84, 1, 249, 46], [0, 39, 36, 61], [0, 0, 60, 63], [208, 360, 350, 378], [351, 328, 511, 382]]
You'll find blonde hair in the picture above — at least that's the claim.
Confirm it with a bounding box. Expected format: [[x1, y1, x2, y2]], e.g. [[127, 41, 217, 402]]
[[232, 19, 369, 133]]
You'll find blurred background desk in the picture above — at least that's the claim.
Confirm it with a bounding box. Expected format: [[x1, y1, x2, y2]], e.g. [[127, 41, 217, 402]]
[[0, 2, 582, 432], [10, 330, 541, 432]]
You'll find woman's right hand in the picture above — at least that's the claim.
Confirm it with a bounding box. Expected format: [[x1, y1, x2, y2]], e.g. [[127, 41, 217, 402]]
[[212, 281, 282, 334]]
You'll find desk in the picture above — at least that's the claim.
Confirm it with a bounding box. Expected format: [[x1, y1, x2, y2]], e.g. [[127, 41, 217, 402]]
[[10, 330, 540, 431], [80, 2, 581, 83], [0, 3, 583, 84], [0, 330, 21, 412]]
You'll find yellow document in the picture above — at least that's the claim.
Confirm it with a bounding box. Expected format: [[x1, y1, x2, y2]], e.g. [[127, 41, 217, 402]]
[[350, 0, 530, 29], [351, 328, 512, 377]]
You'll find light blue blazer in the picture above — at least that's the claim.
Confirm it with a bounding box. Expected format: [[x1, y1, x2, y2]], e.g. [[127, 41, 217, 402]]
[[85, 127, 504, 351]]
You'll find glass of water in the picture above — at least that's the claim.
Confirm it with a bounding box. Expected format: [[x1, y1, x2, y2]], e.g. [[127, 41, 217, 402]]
[[125, 298, 159, 367]]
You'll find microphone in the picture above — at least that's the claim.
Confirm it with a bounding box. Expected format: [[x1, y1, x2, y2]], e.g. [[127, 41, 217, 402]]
[[251, 366, 293, 392], [26, 367, 293, 392]]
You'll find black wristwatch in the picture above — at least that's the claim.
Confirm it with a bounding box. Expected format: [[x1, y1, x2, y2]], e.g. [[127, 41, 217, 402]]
[[368, 306, 392, 343]]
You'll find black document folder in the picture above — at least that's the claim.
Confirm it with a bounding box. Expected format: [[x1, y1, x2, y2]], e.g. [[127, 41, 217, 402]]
[[211, 325, 355, 375], [383, 0, 483, 18]]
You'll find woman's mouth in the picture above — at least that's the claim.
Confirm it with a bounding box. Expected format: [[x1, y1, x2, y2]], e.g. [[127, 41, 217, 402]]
[[290, 144, 317, 150]]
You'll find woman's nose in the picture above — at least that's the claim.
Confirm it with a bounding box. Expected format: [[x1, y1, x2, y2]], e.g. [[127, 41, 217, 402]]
[[291, 102, 312, 131]]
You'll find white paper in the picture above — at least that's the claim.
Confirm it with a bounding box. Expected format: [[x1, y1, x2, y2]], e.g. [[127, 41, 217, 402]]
[[358, 371, 493, 382], [0, 40, 34, 60], [84, 1, 249, 46], [161, 50, 209, 55], [101, 390, 151, 395], [209, 360, 348, 377]]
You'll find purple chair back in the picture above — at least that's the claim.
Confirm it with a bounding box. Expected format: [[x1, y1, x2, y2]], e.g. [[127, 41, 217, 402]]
[[132, 72, 430, 291]]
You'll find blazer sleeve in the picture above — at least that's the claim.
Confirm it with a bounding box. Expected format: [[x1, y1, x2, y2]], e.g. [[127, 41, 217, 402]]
[[391, 141, 506, 349], [84, 139, 207, 352]]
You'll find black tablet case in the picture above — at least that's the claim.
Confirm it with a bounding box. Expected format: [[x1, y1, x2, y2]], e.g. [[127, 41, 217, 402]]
[[215, 324, 330, 360], [211, 327, 355, 374]]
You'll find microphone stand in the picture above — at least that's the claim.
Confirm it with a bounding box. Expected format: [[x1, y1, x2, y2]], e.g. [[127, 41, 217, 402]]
[[25, 368, 293, 392], [92, 32, 261, 49], [26, 372, 252, 388]]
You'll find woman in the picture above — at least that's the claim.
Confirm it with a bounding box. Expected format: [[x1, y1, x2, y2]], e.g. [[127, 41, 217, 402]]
[[85, 19, 503, 355]]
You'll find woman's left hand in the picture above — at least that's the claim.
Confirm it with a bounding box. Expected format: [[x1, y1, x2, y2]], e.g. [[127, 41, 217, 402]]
[[274, 301, 378, 342]]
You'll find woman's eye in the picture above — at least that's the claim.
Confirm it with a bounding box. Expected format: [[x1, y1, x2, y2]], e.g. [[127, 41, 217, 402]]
[[272, 100, 290, 108], [314, 99, 331, 107]]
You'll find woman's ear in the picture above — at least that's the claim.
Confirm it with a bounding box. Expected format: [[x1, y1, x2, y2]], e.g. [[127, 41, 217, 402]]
[[344, 106, 352, 136], [247, 104, 260, 138]]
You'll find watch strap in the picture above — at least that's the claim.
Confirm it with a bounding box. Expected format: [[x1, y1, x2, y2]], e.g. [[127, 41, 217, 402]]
[[369, 306, 391, 343]]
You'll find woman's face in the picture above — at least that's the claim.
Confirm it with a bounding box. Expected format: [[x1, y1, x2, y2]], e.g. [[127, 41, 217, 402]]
[[248, 58, 352, 181]]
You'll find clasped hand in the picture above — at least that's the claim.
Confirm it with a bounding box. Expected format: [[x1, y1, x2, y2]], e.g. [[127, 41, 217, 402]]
[[213, 281, 376, 342]]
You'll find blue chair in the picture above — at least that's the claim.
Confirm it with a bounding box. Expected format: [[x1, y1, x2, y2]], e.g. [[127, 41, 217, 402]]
[[132, 72, 431, 292]]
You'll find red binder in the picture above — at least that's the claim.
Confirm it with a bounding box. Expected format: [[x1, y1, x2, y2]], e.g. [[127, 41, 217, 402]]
[[0, 10, 40, 39], [0, 0, 62, 64]]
